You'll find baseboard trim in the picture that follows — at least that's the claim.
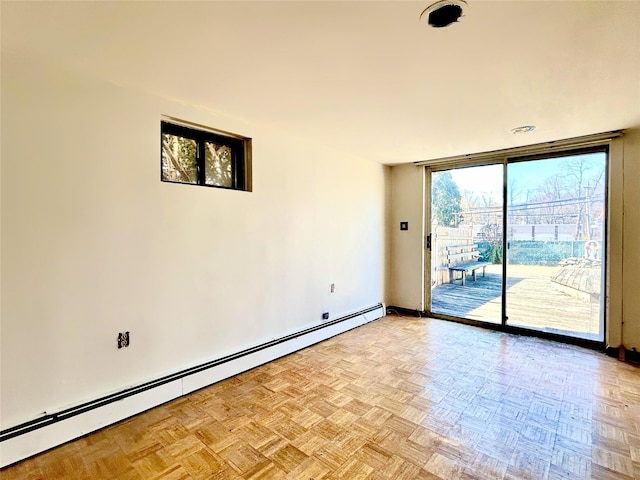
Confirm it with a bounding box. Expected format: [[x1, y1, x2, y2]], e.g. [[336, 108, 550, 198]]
[[385, 306, 426, 318], [0, 303, 385, 468], [605, 346, 640, 363], [386, 306, 605, 351]]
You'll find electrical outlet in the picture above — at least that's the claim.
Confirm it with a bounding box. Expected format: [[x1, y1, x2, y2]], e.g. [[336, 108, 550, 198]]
[[117, 331, 130, 349], [322, 312, 330, 320]]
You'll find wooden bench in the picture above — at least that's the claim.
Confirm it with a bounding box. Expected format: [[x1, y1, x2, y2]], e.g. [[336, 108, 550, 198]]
[[445, 244, 490, 286]]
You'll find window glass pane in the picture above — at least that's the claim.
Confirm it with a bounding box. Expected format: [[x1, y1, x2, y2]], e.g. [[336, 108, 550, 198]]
[[205, 142, 233, 187], [430, 164, 504, 325], [505, 152, 607, 341], [161, 134, 197, 184]]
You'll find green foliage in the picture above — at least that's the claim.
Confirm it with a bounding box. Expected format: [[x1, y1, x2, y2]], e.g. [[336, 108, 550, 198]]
[[205, 143, 233, 187], [432, 171, 461, 226], [478, 242, 503, 264], [162, 134, 197, 183], [477, 223, 503, 264], [488, 244, 503, 264], [479, 240, 586, 265]]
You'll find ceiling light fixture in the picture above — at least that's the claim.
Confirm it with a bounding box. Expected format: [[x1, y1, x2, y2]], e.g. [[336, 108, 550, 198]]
[[421, 0, 467, 28], [511, 125, 536, 134]]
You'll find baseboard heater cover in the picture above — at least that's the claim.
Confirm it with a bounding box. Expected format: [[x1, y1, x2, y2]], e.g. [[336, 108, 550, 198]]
[[0, 303, 385, 468]]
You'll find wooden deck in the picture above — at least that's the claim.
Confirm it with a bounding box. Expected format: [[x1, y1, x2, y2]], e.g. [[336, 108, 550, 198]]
[[431, 264, 602, 341]]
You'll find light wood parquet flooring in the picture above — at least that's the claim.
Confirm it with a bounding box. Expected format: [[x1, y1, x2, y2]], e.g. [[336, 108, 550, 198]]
[[2, 315, 639, 479]]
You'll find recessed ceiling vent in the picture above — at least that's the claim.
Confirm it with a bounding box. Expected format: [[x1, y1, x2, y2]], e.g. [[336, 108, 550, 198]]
[[421, 0, 467, 28], [511, 125, 536, 134]]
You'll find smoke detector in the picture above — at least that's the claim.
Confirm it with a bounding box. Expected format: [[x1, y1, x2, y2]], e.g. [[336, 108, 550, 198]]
[[421, 0, 467, 28]]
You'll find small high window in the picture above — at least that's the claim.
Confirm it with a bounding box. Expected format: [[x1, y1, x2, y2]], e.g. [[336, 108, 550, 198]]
[[161, 120, 251, 191]]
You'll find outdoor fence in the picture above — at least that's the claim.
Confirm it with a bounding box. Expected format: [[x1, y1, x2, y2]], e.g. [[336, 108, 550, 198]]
[[486, 240, 596, 265], [432, 225, 474, 285], [433, 225, 597, 286]]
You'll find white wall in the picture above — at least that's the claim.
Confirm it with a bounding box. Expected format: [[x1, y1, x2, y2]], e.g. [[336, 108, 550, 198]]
[[387, 133, 640, 351], [387, 164, 424, 311], [620, 128, 640, 351], [0, 54, 387, 430]]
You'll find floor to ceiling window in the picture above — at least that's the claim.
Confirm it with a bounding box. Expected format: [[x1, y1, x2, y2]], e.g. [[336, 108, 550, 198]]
[[428, 148, 607, 343], [429, 164, 504, 325]]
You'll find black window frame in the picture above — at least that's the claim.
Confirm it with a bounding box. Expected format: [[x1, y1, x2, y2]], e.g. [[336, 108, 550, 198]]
[[161, 120, 250, 191]]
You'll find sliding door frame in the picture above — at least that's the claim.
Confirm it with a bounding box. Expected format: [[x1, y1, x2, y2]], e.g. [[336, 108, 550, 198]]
[[422, 133, 620, 349], [504, 145, 609, 341], [425, 160, 506, 326]]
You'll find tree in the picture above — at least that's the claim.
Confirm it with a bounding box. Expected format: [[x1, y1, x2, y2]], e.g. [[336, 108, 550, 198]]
[[162, 134, 198, 183], [480, 223, 503, 263], [516, 154, 606, 238], [563, 156, 604, 240], [432, 171, 461, 226]]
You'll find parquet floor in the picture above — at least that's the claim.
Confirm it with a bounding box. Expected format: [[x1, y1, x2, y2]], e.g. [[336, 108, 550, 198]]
[[2, 315, 639, 479]]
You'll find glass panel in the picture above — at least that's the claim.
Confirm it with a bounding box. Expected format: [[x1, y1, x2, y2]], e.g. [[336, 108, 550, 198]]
[[430, 164, 504, 324], [506, 152, 606, 341], [205, 142, 233, 187], [161, 134, 197, 184]]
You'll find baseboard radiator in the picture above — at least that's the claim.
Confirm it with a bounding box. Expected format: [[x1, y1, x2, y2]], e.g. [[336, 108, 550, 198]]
[[0, 304, 385, 468]]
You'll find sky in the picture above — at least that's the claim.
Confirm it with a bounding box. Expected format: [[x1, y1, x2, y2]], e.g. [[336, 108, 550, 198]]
[[447, 152, 607, 202]]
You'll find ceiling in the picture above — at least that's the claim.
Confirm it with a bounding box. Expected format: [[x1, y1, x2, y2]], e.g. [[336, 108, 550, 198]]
[[2, 1, 639, 164]]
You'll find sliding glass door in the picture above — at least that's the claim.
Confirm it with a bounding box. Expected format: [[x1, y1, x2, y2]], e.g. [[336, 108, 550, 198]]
[[429, 164, 503, 324], [505, 152, 606, 341], [427, 149, 607, 342]]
